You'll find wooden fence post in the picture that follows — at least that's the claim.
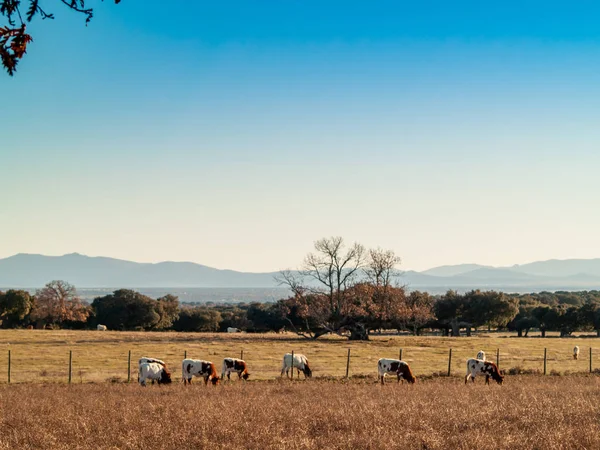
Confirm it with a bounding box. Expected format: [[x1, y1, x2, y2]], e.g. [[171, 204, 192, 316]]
[[399, 348, 403, 361], [496, 348, 500, 368], [590, 348, 593, 373], [184, 350, 187, 359], [127, 350, 131, 383], [290, 351, 294, 381], [241, 349, 244, 360], [7, 350, 11, 384], [68, 350, 72, 384], [447, 348, 452, 376], [346, 349, 351, 378], [543, 348, 547, 375]]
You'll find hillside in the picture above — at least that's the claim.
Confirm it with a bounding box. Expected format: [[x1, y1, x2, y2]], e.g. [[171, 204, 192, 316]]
[[1, 253, 600, 293]]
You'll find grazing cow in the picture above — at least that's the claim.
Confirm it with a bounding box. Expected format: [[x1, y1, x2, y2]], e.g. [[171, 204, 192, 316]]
[[377, 358, 416, 385], [574, 346, 580, 360], [465, 358, 504, 385], [182, 359, 220, 385], [221, 358, 250, 381], [280, 353, 312, 378], [97, 324, 107, 331], [139, 357, 166, 367], [138, 357, 167, 383], [476, 350, 486, 361], [138, 362, 172, 387], [227, 327, 240, 333]]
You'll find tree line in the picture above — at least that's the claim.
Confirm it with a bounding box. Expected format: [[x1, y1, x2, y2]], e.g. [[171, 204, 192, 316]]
[[2, 280, 600, 338], [2, 238, 600, 338]]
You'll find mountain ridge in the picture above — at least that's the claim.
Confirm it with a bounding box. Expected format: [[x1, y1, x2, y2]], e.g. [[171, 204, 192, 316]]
[[1, 253, 600, 292]]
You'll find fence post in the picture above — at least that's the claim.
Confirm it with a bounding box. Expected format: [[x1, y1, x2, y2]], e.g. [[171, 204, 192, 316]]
[[241, 349, 244, 360], [290, 350, 294, 380], [68, 350, 72, 384], [543, 348, 547, 375], [590, 348, 593, 373], [184, 350, 187, 360], [447, 348, 452, 376], [496, 348, 500, 368], [399, 348, 403, 361], [127, 350, 131, 383], [346, 349, 351, 378], [8, 350, 11, 384]]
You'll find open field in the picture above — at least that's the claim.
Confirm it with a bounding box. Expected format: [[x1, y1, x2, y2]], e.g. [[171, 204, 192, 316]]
[[1, 330, 599, 383], [1, 377, 600, 449]]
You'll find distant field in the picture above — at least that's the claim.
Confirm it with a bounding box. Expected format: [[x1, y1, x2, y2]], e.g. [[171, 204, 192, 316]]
[[2, 377, 600, 449], [0, 330, 598, 383]]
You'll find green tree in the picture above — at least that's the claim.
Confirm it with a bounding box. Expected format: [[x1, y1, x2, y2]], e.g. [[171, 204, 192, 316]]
[[172, 307, 222, 332], [0, 289, 33, 328], [154, 294, 180, 330], [91, 289, 160, 330]]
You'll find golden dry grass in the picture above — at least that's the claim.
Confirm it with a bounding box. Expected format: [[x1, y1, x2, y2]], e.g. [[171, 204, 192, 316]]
[[1, 377, 600, 449], [0, 329, 597, 383]]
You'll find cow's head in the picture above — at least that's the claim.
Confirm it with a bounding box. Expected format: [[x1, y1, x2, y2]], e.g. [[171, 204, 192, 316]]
[[209, 376, 220, 386], [159, 369, 172, 384], [242, 372, 250, 380], [398, 363, 416, 384], [485, 362, 504, 385], [302, 365, 312, 378]]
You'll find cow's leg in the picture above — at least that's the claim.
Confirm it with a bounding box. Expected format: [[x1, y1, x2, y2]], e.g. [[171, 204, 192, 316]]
[[465, 373, 471, 384], [204, 376, 209, 386], [227, 372, 231, 381], [380, 375, 385, 385], [485, 375, 490, 385]]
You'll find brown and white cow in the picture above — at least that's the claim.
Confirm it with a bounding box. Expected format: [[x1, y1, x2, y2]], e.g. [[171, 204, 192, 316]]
[[221, 358, 250, 381], [377, 358, 416, 385], [465, 358, 504, 385], [182, 359, 220, 385]]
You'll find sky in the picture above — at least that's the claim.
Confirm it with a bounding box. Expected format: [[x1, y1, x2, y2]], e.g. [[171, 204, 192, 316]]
[[2, 1, 600, 272]]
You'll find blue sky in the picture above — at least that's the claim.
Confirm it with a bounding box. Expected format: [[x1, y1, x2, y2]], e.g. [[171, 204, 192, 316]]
[[2, 1, 600, 272]]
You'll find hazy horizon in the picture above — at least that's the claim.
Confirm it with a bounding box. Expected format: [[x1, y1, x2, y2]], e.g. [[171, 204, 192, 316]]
[[3, 1, 600, 272]]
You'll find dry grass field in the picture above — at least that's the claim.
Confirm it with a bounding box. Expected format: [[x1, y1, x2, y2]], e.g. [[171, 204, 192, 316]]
[[0, 329, 599, 383], [1, 377, 600, 449]]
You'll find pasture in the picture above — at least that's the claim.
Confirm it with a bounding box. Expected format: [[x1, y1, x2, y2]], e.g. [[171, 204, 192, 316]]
[[0, 329, 598, 383], [2, 377, 600, 449]]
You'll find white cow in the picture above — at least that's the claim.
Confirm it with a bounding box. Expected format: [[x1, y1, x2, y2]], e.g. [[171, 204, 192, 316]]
[[138, 362, 172, 386], [182, 359, 220, 385], [476, 350, 486, 361], [139, 357, 166, 367], [96, 324, 107, 331], [574, 346, 580, 360], [280, 353, 312, 378], [377, 358, 416, 385], [227, 327, 240, 333]]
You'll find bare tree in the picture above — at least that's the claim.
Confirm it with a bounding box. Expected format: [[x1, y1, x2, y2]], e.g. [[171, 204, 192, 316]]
[[277, 237, 410, 340], [31, 280, 89, 326], [364, 247, 401, 288]]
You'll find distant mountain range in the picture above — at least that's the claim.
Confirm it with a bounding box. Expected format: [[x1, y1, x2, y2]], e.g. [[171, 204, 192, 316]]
[[1, 253, 600, 294]]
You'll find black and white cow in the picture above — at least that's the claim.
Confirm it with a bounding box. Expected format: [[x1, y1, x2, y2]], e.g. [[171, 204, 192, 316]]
[[138, 362, 172, 386], [465, 358, 503, 385], [377, 358, 416, 385]]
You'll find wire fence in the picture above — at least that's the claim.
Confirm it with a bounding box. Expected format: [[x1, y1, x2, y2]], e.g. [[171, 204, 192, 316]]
[[1, 344, 597, 384]]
